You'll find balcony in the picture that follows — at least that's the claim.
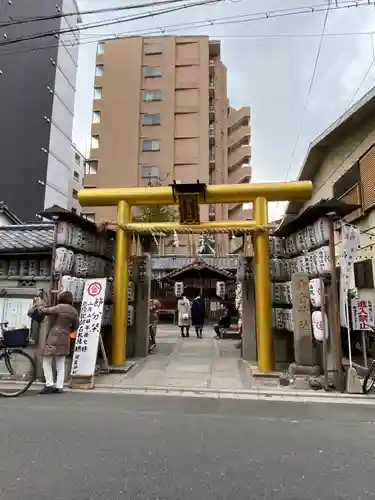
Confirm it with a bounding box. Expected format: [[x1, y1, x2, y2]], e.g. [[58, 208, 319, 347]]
[[209, 104, 215, 120], [228, 125, 250, 151], [228, 144, 251, 170], [228, 165, 251, 185], [83, 174, 97, 188], [209, 59, 215, 76], [209, 40, 220, 57], [209, 125, 215, 144], [228, 202, 252, 221], [228, 106, 251, 132], [209, 151, 215, 168], [209, 80, 215, 98]]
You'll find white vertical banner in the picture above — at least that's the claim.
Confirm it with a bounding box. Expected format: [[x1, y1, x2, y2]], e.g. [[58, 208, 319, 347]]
[[71, 278, 107, 377], [339, 223, 360, 327]]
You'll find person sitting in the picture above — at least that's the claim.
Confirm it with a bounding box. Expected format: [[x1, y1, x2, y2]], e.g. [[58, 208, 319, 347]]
[[213, 304, 231, 339]]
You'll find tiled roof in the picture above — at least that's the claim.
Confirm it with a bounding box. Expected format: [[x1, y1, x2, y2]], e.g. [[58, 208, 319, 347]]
[[0, 224, 55, 254]]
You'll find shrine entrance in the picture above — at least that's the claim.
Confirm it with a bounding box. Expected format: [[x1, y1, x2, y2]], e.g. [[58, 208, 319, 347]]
[[78, 180, 312, 372]]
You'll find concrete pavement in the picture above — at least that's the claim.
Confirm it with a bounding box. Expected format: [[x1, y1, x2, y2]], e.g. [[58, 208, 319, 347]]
[[96, 324, 252, 391], [2, 392, 375, 499]]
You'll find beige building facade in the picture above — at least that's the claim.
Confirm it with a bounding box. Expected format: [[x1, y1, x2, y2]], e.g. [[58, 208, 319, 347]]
[[83, 36, 251, 253], [283, 86, 375, 303]]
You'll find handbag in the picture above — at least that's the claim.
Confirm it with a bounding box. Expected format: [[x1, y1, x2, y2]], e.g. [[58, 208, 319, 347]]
[[182, 313, 189, 320], [27, 304, 44, 323]]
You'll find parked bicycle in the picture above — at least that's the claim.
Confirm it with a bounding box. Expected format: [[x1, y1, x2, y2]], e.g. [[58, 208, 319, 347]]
[[0, 321, 36, 397], [362, 325, 375, 394]]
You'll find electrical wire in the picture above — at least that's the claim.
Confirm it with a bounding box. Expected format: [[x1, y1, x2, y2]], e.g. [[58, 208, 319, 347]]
[[274, 0, 332, 218], [284, 0, 331, 183], [0, 0, 221, 48], [0, 0, 217, 29], [0, 0, 371, 55], [1, 29, 373, 62]]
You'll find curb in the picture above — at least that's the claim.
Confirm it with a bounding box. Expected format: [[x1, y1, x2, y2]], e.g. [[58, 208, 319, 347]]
[[92, 384, 373, 399], [0, 381, 373, 401]]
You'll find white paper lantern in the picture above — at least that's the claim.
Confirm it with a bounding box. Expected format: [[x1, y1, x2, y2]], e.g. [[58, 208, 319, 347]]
[[312, 310, 328, 341], [309, 278, 322, 307], [314, 246, 332, 275], [314, 218, 330, 246], [296, 229, 307, 253], [284, 282, 292, 304], [216, 281, 226, 298], [274, 283, 282, 303], [127, 305, 134, 326], [305, 224, 318, 250], [174, 282, 184, 297], [286, 234, 298, 256], [274, 237, 286, 257], [128, 281, 135, 302]]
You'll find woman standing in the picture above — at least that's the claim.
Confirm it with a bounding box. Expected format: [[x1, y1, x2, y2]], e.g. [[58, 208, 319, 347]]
[[177, 296, 191, 337], [35, 291, 79, 394], [149, 298, 161, 348], [191, 294, 205, 338]]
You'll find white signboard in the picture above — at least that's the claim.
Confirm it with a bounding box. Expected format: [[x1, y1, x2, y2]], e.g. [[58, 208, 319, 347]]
[[350, 299, 374, 331], [71, 278, 107, 377]]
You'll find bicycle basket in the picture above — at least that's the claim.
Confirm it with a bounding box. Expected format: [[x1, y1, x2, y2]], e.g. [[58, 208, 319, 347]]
[[3, 328, 30, 348]]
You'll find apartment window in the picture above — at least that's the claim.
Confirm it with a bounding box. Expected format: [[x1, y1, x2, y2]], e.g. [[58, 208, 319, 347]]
[[94, 87, 102, 100], [354, 260, 374, 289], [95, 64, 104, 77], [97, 42, 104, 54], [142, 113, 160, 125], [141, 166, 160, 179], [92, 111, 101, 124], [91, 135, 99, 149], [85, 160, 98, 175], [144, 42, 162, 55], [143, 90, 162, 102], [142, 140, 160, 152], [74, 152, 80, 164], [73, 170, 79, 181], [143, 66, 162, 77], [72, 189, 78, 199]]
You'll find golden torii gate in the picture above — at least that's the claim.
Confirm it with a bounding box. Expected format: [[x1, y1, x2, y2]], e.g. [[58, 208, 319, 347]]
[[78, 180, 312, 372]]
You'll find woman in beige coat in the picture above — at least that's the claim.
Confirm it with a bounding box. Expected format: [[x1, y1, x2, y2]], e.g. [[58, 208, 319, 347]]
[[36, 291, 79, 394], [177, 296, 191, 337]]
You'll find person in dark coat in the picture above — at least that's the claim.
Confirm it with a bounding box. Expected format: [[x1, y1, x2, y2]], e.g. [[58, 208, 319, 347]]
[[191, 295, 205, 338], [213, 304, 231, 339], [35, 291, 79, 394]]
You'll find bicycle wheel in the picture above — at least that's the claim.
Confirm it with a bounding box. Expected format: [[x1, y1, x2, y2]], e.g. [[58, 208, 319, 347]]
[[0, 348, 36, 397], [363, 362, 375, 394]]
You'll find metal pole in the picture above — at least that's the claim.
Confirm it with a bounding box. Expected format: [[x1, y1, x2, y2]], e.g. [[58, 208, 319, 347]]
[[253, 196, 274, 372], [112, 200, 130, 366], [328, 218, 344, 392], [320, 278, 329, 391]]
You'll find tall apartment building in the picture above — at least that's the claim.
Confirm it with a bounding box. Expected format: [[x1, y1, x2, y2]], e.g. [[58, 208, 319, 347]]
[[84, 36, 251, 252], [69, 145, 86, 215], [0, 0, 80, 222]]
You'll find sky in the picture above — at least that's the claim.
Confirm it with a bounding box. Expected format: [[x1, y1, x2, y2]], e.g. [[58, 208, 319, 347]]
[[73, 0, 375, 221]]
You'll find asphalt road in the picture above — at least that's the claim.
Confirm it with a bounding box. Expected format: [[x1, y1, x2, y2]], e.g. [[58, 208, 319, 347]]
[[1, 393, 375, 500]]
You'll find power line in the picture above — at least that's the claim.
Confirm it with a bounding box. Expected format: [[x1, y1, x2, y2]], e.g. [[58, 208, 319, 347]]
[[0, 0, 214, 29], [284, 0, 331, 183], [0, 0, 371, 53], [0, 0, 220, 48], [90, 0, 374, 38]]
